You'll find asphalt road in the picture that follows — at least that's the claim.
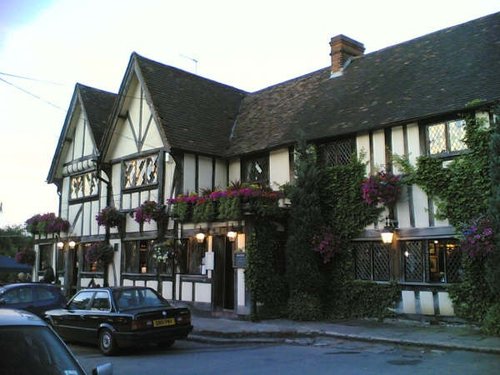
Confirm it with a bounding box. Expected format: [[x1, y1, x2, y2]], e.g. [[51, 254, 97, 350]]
[[72, 338, 500, 375]]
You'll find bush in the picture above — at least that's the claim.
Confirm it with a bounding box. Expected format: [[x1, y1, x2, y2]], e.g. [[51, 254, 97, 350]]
[[482, 303, 500, 336], [287, 292, 323, 321]]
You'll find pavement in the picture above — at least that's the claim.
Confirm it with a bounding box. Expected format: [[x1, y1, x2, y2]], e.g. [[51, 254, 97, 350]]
[[187, 311, 500, 355]]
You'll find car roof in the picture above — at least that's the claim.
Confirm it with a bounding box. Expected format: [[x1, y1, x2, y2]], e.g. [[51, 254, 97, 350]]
[[1, 283, 59, 289], [0, 309, 47, 327], [79, 286, 153, 292]]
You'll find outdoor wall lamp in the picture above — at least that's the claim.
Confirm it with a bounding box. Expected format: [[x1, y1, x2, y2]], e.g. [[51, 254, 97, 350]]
[[195, 227, 206, 243], [380, 217, 398, 244], [56, 239, 76, 250], [227, 227, 238, 242]]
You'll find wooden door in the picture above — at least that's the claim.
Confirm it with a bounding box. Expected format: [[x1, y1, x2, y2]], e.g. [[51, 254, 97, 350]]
[[212, 235, 234, 310]]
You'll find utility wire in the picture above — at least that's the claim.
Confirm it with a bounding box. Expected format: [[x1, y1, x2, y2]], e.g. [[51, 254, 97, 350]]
[[0, 71, 65, 86], [0, 77, 65, 111]]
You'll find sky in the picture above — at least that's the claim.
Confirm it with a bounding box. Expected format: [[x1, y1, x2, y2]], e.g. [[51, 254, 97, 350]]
[[0, 0, 498, 228]]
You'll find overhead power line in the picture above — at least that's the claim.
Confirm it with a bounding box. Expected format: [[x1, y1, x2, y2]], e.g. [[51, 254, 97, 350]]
[[0, 71, 65, 85], [0, 77, 65, 111]]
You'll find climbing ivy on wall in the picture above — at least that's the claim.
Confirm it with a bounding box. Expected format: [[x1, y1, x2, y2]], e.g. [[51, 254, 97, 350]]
[[396, 105, 500, 333]]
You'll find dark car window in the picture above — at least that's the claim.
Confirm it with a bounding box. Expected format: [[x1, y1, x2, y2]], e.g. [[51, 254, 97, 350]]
[[114, 288, 168, 310], [69, 291, 94, 310], [91, 291, 111, 311], [0, 326, 86, 375], [2, 287, 33, 304], [36, 287, 58, 302]]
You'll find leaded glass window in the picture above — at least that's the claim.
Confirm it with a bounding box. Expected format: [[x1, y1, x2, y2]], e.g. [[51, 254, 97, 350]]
[[427, 119, 466, 155], [70, 172, 98, 200], [401, 239, 461, 283], [318, 137, 355, 166], [353, 241, 391, 281], [242, 154, 269, 185], [123, 154, 158, 189]]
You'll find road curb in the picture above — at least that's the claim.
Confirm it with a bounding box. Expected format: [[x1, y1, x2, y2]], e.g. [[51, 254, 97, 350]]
[[190, 330, 500, 355]]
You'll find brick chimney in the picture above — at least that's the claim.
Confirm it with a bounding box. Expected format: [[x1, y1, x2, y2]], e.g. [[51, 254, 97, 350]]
[[329, 34, 365, 77]]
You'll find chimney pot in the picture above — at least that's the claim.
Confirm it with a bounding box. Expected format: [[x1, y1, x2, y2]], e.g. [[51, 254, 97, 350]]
[[330, 34, 365, 76]]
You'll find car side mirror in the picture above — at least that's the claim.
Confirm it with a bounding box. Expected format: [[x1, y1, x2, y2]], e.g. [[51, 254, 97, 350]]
[[92, 362, 113, 375], [0, 298, 6, 305]]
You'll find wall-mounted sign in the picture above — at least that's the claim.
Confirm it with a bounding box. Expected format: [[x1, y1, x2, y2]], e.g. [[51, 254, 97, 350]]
[[233, 251, 247, 269]]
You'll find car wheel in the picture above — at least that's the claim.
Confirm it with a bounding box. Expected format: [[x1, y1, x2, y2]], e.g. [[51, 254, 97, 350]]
[[158, 339, 175, 348], [99, 328, 118, 356]]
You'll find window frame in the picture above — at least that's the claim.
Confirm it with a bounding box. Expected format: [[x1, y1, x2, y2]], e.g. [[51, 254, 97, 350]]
[[69, 171, 99, 202], [241, 153, 269, 186], [424, 117, 467, 158], [122, 153, 159, 192]]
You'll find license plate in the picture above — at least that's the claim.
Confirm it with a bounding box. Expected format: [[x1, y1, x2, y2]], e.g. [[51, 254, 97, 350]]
[[153, 318, 176, 327]]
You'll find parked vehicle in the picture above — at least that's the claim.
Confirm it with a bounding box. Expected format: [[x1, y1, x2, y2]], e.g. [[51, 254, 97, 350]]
[[45, 286, 193, 355], [0, 283, 66, 317], [0, 308, 112, 375]]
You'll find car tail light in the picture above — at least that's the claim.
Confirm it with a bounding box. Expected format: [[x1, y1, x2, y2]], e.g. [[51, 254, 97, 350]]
[[175, 314, 191, 325], [131, 319, 153, 330]]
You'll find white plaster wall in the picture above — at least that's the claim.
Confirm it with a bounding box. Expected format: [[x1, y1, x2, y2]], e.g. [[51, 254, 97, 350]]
[[195, 283, 211, 303], [184, 154, 196, 193], [198, 156, 213, 192], [237, 268, 246, 307], [214, 159, 227, 189], [269, 148, 290, 190], [372, 130, 386, 171], [406, 123, 431, 228], [181, 282, 193, 302], [356, 134, 370, 175], [438, 292, 455, 316], [108, 80, 164, 159], [228, 158, 240, 183], [419, 291, 435, 315], [392, 126, 411, 229], [402, 290, 416, 314]]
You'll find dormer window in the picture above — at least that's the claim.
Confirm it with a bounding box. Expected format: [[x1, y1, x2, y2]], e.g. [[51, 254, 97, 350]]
[[426, 119, 467, 156]]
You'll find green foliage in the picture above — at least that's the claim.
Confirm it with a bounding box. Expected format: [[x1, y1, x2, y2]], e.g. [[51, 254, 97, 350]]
[[0, 226, 32, 257], [287, 292, 324, 321], [448, 255, 496, 323], [217, 197, 241, 221], [192, 199, 216, 223], [327, 280, 400, 320], [246, 226, 287, 320], [486, 105, 500, 297], [285, 143, 325, 301], [396, 113, 491, 227], [482, 302, 500, 336]]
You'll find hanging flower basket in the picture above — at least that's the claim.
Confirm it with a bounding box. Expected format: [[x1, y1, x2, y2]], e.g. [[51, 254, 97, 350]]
[[361, 171, 402, 207], [96, 206, 125, 229], [133, 200, 166, 224], [25, 213, 70, 235]]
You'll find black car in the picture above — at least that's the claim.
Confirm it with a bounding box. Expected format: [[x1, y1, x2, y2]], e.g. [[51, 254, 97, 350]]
[[0, 283, 66, 317], [0, 309, 112, 375], [45, 286, 193, 355]]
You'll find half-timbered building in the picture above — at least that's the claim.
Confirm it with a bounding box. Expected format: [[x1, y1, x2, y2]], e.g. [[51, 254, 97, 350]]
[[42, 12, 499, 317]]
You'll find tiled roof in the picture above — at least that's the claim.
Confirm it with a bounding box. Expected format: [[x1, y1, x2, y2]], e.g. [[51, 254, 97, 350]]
[[226, 11, 500, 157], [77, 84, 116, 147], [134, 54, 247, 156]]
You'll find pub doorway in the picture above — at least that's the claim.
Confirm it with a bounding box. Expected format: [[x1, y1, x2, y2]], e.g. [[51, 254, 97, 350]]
[[212, 235, 234, 311]]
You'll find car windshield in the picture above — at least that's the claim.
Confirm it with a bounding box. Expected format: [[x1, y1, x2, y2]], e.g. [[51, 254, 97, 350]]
[[0, 326, 86, 375], [113, 288, 169, 310]]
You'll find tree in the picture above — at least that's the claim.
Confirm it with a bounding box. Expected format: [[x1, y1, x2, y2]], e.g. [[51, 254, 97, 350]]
[[0, 226, 32, 257]]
